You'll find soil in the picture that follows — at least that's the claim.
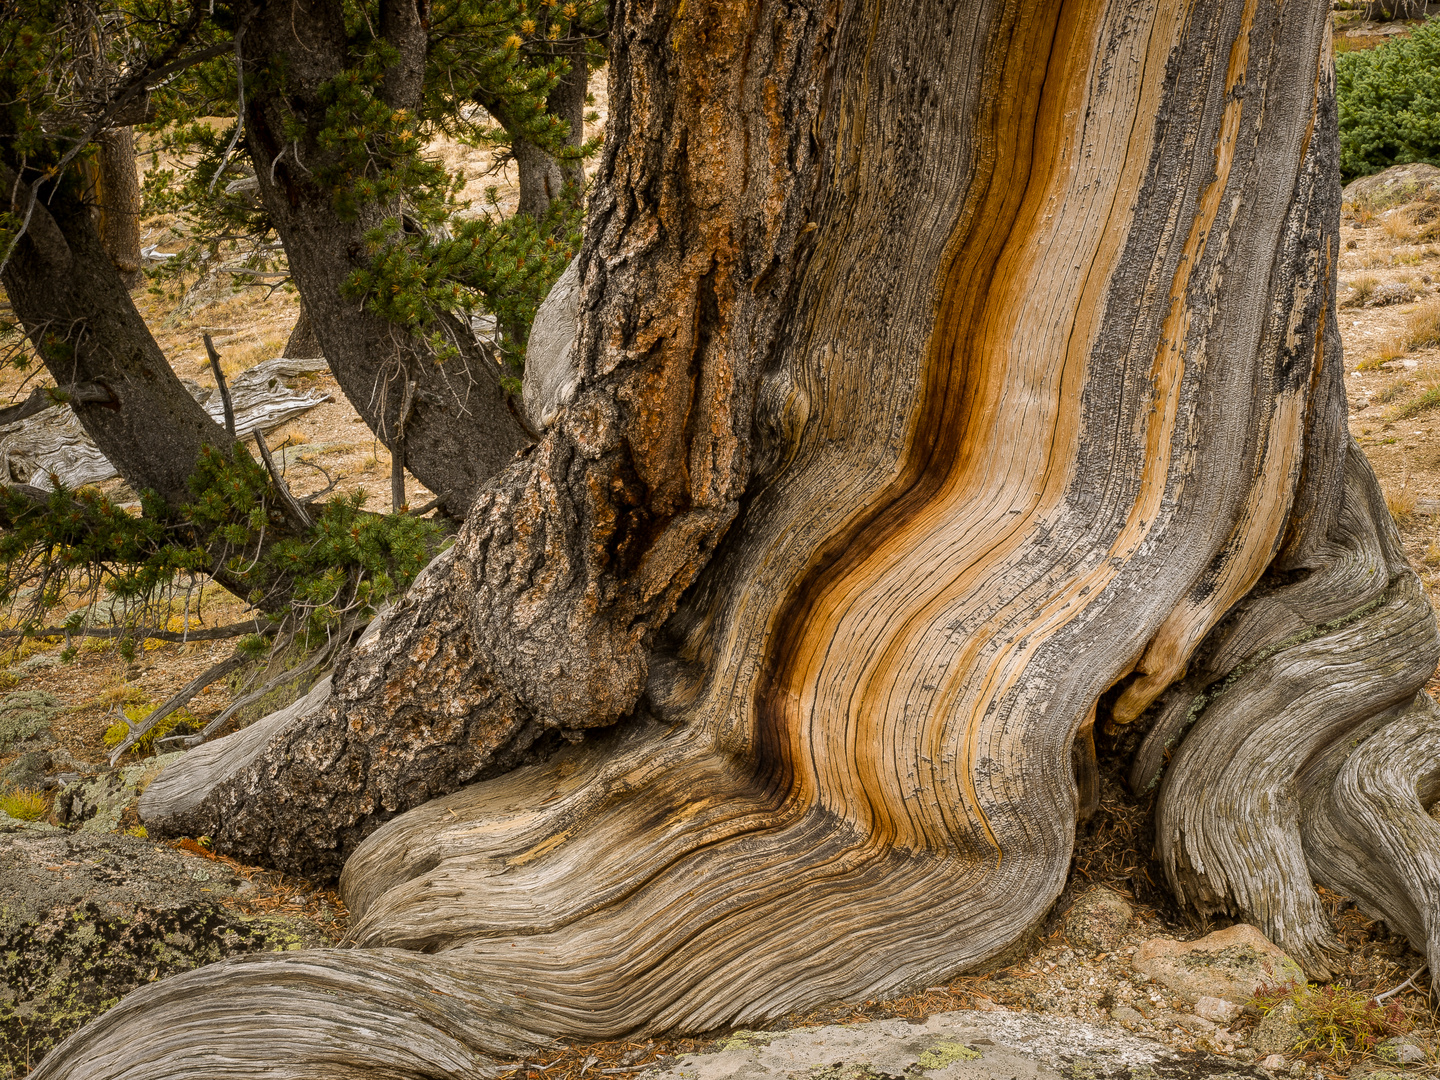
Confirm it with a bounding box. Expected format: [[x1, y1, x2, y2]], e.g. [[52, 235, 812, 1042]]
[[0, 63, 1437, 1080]]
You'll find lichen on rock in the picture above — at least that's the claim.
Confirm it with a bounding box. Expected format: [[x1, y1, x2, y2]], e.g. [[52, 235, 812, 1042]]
[[0, 822, 324, 1067]]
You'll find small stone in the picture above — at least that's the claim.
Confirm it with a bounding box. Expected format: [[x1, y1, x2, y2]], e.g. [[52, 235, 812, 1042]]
[[1376, 1037, 1428, 1065], [1110, 1006, 1144, 1029], [1262, 1055, 1286, 1070], [1288, 1062, 1306, 1077], [1132, 924, 1304, 1005], [1354, 396, 1370, 411], [1064, 887, 1133, 953], [1252, 1001, 1303, 1056], [1194, 995, 1242, 1023]]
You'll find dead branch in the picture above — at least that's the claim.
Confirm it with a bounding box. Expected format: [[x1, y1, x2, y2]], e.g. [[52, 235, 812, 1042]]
[[108, 650, 253, 764]]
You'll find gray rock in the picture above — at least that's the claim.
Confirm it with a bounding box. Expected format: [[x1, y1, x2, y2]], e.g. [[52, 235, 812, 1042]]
[[0, 825, 324, 1066], [0, 750, 52, 792], [1132, 925, 1303, 1005], [640, 1010, 1269, 1080], [1376, 1037, 1428, 1065], [0, 690, 64, 753], [1251, 1002, 1301, 1057], [1064, 889, 1133, 954], [55, 752, 183, 834], [1342, 162, 1440, 207]]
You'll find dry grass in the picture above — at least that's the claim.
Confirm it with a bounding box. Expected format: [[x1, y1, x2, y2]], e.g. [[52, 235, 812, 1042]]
[[1346, 273, 1381, 307], [1405, 298, 1440, 350], [1386, 481, 1418, 523], [1383, 209, 1417, 244], [1357, 335, 1410, 370]]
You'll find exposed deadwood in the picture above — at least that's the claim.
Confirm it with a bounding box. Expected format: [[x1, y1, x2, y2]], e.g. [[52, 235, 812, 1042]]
[[1151, 448, 1440, 978], [34, 0, 1440, 1076], [202, 333, 237, 436], [106, 651, 252, 764], [253, 428, 314, 531], [1301, 691, 1440, 977], [0, 357, 329, 490], [0, 383, 113, 427]]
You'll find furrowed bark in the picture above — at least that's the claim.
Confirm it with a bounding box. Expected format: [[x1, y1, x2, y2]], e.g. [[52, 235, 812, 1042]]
[[242, 0, 532, 518], [39, 0, 1440, 1076]]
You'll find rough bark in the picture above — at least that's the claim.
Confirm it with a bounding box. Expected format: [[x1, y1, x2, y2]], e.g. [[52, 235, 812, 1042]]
[[283, 303, 323, 360], [95, 128, 143, 290], [242, 0, 532, 518], [33, 0, 1440, 1076]]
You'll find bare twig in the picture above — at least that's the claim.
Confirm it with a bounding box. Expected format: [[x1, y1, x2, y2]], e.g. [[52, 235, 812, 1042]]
[[253, 428, 313, 531], [202, 332, 236, 436], [207, 27, 248, 194], [178, 616, 364, 748], [391, 378, 416, 513], [108, 650, 252, 764], [1374, 965, 1428, 1004], [404, 492, 448, 517]]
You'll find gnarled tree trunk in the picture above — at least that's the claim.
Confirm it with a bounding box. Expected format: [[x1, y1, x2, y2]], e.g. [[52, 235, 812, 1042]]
[[33, 0, 1440, 1076]]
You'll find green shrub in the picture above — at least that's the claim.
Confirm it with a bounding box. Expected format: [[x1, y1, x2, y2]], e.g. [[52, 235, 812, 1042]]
[[1338, 18, 1440, 182]]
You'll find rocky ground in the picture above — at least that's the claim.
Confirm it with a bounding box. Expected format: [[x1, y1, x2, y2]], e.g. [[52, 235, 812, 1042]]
[[3, 43, 1440, 1080]]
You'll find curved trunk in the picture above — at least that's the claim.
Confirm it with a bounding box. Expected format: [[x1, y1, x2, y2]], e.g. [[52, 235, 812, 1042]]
[[243, 0, 533, 519], [33, 0, 1440, 1076], [0, 169, 290, 604]]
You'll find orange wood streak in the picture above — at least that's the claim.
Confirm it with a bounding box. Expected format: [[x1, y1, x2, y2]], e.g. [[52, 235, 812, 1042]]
[[760, 0, 1192, 857]]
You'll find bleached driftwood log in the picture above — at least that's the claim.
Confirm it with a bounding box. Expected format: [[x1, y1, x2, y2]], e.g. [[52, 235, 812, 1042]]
[[0, 358, 329, 490], [29, 0, 1440, 1076]]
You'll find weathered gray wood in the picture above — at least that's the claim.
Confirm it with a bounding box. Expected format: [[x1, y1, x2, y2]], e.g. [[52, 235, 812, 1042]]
[[0, 357, 330, 490], [1300, 691, 1440, 977], [522, 257, 581, 431]]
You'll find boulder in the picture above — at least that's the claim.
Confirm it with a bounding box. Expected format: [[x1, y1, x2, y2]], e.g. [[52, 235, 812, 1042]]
[[638, 1009, 1269, 1080], [0, 690, 64, 753], [1375, 1037, 1429, 1065], [1132, 925, 1303, 1005], [1343, 163, 1440, 207], [0, 817, 325, 1066], [54, 753, 181, 835], [1063, 889, 1134, 954]]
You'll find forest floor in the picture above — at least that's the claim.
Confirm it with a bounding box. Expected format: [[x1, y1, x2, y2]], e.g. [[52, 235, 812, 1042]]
[[3, 43, 1440, 1080]]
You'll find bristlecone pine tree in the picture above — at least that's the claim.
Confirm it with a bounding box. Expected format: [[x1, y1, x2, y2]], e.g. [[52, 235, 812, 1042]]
[[34, 0, 1440, 1076]]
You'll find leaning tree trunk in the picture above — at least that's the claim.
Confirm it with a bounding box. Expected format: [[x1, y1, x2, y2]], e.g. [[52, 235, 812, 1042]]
[[0, 167, 298, 605], [243, 0, 534, 519], [95, 127, 143, 291], [35, 0, 1440, 1076]]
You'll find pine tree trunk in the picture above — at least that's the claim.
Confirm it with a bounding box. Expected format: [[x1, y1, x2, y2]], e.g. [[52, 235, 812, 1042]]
[[0, 169, 286, 605], [242, 0, 533, 519], [34, 0, 1440, 1076], [95, 127, 142, 291]]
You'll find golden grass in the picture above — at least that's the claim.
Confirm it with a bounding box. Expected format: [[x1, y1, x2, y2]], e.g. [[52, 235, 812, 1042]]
[[1386, 482, 1418, 524], [1346, 273, 1381, 307], [1383, 209, 1417, 244], [1357, 335, 1410, 370], [1405, 298, 1440, 350], [0, 788, 48, 821]]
